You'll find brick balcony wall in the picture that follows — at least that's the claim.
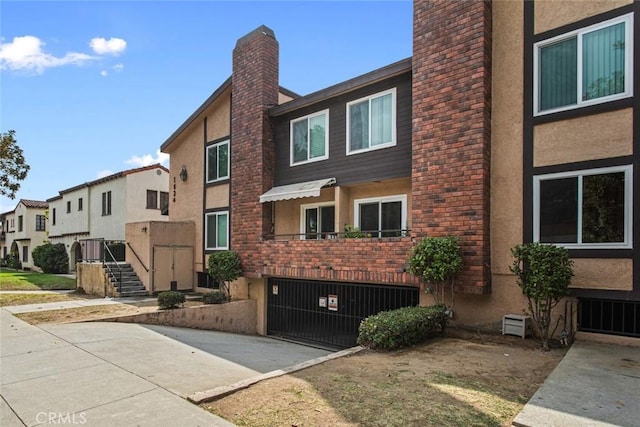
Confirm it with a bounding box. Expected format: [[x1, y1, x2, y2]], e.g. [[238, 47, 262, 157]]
[[412, 0, 492, 294], [257, 237, 421, 286]]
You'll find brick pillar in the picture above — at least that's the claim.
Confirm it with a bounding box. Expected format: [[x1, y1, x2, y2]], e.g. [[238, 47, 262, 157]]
[[412, 0, 492, 294], [231, 25, 278, 276]]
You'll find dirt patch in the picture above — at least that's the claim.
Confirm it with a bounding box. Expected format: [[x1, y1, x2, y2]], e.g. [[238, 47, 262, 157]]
[[14, 300, 204, 325], [204, 328, 566, 427]]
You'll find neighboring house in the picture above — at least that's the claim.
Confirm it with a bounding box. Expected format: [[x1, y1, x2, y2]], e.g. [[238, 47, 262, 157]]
[[0, 199, 49, 270], [160, 0, 639, 348], [47, 164, 170, 271]]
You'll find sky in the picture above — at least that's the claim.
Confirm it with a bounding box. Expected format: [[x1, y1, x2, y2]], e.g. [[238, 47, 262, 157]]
[[0, 0, 413, 215]]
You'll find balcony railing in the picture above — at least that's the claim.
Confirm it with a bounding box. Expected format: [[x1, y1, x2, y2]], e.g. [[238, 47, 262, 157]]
[[264, 229, 411, 241]]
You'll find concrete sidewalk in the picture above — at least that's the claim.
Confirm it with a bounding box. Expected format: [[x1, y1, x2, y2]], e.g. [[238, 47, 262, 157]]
[[0, 306, 333, 426], [513, 340, 640, 427]]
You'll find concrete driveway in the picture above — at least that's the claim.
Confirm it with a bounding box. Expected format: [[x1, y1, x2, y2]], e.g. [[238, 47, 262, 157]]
[[0, 308, 332, 426]]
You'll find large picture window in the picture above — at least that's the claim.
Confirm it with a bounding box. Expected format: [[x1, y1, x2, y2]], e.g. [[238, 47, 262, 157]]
[[347, 88, 396, 154], [354, 195, 406, 237], [301, 203, 335, 239], [205, 211, 229, 250], [206, 140, 230, 183], [534, 165, 632, 248], [291, 110, 328, 165], [534, 13, 633, 115]]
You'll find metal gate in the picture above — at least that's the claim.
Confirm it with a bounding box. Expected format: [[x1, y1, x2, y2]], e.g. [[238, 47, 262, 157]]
[[267, 278, 419, 349]]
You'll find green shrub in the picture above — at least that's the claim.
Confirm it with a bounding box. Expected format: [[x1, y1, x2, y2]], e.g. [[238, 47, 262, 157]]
[[208, 250, 242, 299], [32, 242, 69, 273], [202, 290, 229, 304], [343, 225, 370, 238], [157, 291, 185, 309], [357, 305, 448, 351], [6, 254, 22, 270], [510, 242, 573, 351]]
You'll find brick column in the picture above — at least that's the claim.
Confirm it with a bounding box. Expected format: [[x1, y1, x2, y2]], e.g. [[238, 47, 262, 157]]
[[412, 0, 492, 294], [231, 25, 279, 276]]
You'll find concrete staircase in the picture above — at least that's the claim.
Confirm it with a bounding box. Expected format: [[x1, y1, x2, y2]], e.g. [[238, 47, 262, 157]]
[[104, 262, 148, 297]]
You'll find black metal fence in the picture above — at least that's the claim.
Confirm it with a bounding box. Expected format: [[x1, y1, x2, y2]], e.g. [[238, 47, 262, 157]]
[[267, 278, 419, 349], [579, 298, 640, 338]]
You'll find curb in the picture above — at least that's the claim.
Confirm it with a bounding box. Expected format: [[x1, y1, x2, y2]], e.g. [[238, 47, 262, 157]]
[[188, 345, 366, 404]]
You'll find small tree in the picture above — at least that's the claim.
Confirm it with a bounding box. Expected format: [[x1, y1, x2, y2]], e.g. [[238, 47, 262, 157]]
[[208, 250, 242, 300], [0, 130, 30, 199], [32, 242, 69, 273], [510, 242, 574, 351], [407, 236, 463, 307]]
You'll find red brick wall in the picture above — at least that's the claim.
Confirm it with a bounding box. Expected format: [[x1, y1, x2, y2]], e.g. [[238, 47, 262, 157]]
[[231, 26, 279, 276], [412, 0, 492, 294], [261, 238, 420, 286]]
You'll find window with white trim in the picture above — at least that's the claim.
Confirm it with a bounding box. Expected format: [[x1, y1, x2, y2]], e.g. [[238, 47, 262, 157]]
[[347, 88, 396, 154], [300, 202, 335, 239], [291, 110, 329, 166], [206, 139, 230, 183], [205, 211, 229, 250], [533, 165, 632, 249], [354, 195, 407, 237], [534, 13, 633, 115]]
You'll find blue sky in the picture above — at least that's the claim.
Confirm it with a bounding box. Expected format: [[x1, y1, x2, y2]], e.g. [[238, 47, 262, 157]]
[[0, 0, 412, 214]]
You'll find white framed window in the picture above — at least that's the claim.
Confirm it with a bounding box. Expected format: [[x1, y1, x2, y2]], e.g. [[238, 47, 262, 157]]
[[206, 139, 230, 183], [300, 202, 335, 239], [534, 13, 633, 116], [346, 88, 396, 155], [290, 110, 329, 166], [533, 165, 632, 249], [205, 211, 229, 250], [354, 194, 407, 237]]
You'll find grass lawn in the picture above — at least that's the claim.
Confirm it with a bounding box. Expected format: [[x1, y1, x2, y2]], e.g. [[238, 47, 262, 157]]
[[0, 269, 76, 290]]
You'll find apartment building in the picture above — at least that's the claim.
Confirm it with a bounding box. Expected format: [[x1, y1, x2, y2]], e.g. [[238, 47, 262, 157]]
[[0, 199, 48, 270], [47, 164, 170, 271], [160, 0, 638, 347]]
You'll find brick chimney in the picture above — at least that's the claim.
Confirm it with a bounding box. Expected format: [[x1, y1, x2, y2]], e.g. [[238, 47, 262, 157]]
[[230, 25, 279, 276], [411, 0, 492, 294]]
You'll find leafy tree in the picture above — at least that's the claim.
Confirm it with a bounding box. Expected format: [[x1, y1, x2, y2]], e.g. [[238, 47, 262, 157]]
[[510, 242, 574, 351], [0, 130, 30, 199], [32, 242, 69, 273], [208, 250, 242, 300], [408, 236, 463, 306]]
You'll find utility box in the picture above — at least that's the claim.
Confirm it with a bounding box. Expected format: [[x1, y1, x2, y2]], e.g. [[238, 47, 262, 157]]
[[502, 314, 531, 339]]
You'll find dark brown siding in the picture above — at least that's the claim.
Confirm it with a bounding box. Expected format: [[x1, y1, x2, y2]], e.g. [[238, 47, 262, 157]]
[[272, 72, 412, 186]]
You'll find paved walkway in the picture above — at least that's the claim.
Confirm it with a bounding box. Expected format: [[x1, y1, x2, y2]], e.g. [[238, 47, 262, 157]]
[[0, 298, 334, 427]]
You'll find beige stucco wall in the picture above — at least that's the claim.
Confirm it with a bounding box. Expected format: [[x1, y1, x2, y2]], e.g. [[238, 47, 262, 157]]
[[77, 262, 114, 297], [249, 278, 267, 335], [571, 258, 633, 291], [165, 90, 231, 275], [205, 184, 230, 209], [125, 167, 170, 223], [534, 109, 633, 167], [108, 299, 257, 335], [534, 0, 633, 34], [273, 188, 335, 236]]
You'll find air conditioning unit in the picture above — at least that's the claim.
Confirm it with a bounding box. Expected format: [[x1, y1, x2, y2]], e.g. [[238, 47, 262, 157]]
[[502, 314, 531, 339]]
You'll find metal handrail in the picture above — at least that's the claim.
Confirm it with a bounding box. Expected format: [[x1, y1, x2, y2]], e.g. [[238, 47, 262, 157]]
[[126, 242, 149, 272], [103, 242, 123, 294]]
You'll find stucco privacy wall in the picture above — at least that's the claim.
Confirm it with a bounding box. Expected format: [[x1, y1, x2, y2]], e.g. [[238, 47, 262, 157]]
[[126, 221, 195, 292], [534, 0, 633, 34], [534, 109, 633, 167], [572, 259, 633, 291], [105, 300, 257, 335], [77, 263, 115, 297]]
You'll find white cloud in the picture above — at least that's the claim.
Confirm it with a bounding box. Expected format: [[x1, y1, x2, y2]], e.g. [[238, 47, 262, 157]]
[[90, 37, 126, 56], [125, 150, 169, 168], [113, 63, 124, 71], [97, 170, 114, 179], [100, 70, 108, 77], [0, 35, 94, 74]]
